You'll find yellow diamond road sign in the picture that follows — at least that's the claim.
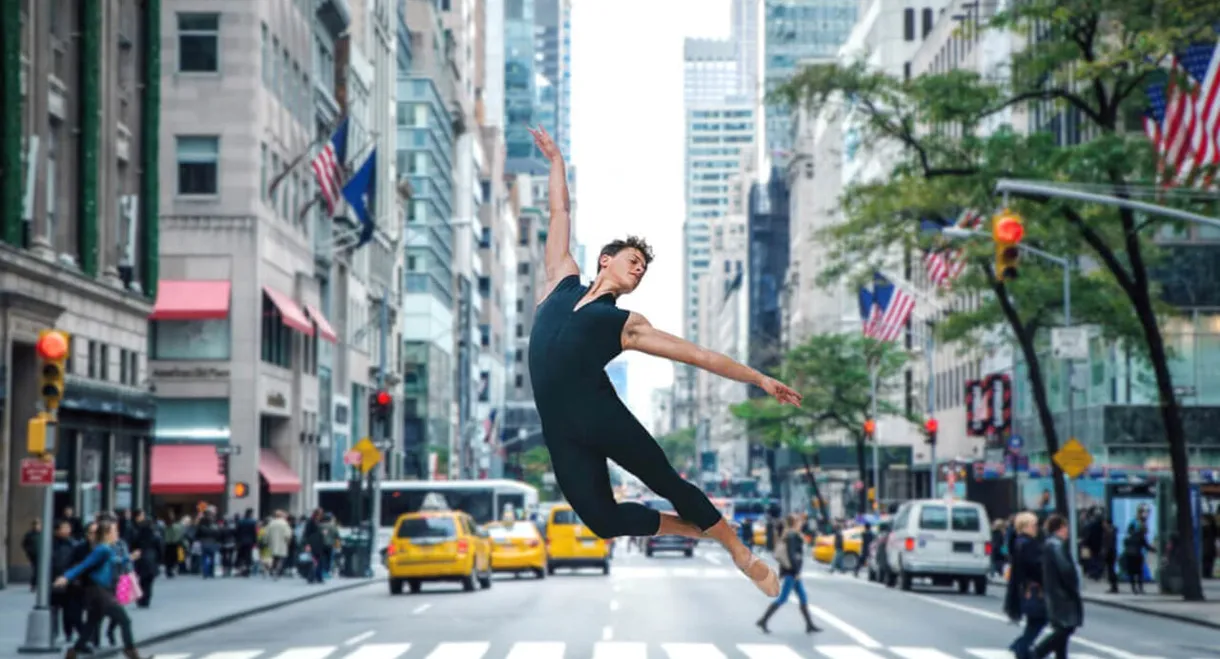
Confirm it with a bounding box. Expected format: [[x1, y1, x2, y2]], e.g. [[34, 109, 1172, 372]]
[[1053, 438, 1093, 479], [353, 436, 382, 474]]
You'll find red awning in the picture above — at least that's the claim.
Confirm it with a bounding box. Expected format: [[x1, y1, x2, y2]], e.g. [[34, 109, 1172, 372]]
[[263, 287, 314, 336], [149, 281, 232, 321], [259, 450, 302, 494], [150, 444, 225, 495], [304, 304, 339, 344]]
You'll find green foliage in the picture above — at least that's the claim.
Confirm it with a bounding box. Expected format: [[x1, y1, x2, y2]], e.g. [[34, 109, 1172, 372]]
[[654, 427, 696, 471], [519, 446, 552, 493], [731, 333, 916, 452]]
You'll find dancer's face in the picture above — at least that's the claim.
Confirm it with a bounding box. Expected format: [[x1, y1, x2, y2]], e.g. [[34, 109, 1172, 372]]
[[599, 247, 649, 293]]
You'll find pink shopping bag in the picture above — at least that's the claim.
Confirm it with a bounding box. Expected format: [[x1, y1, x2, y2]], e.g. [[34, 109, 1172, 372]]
[[115, 572, 142, 605]]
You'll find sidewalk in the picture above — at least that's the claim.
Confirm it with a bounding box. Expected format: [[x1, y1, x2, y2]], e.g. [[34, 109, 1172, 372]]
[[991, 574, 1220, 629], [1, 573, 375, 656]]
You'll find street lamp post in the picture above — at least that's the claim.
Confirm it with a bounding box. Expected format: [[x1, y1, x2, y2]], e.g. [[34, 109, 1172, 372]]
[[942, 227, 1078, 558]]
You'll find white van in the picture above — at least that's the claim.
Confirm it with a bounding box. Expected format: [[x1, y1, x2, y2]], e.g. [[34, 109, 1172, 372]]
[[882, 498, 992, 595]]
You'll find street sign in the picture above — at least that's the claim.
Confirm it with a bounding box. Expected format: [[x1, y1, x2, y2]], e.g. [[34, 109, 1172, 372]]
[[1053, 438, 1093, 479], [343, 450, 362, 466], [215, 445, 241, 456], [20, 458, 54, 486], [352, 436, 382, 474], [1051, 327, 1089, 360], [1008, 434, 1024, 452]]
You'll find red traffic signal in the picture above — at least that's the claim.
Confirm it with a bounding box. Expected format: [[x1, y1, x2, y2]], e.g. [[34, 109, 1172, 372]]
[[924, 418, 939, 434], [993, 214, 1024, 244], [863, 419, 876, 435], [232, 482, 249, 498], [35, 331, 69, 361], [374, 390, 391, 406]]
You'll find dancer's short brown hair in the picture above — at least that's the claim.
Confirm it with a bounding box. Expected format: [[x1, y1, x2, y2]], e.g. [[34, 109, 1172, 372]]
[[597, 236, 654, 272]]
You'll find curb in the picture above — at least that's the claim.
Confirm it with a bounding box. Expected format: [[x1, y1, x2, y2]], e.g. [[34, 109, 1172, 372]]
[[89, 578, 377, 657], [989, 577, 1219, 630]]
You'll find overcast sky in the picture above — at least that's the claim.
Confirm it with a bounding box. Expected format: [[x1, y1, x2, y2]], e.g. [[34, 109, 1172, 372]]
[[570, 0, 731, 430]]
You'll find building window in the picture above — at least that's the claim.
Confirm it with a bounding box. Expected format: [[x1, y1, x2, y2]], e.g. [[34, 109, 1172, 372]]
[[261, 296, 293, 368], [87, 341, 98, 378], [518, 262, 530, 275], [515, 374, 524, 389], [176, 136, 220, 195], [515, 349, 523, 363], [903, 8, 915, 41], [178, 13, 220, 73], [98, 344, 109, 381], [151, 319, 231, 360], [922, 8, 934, 39], [260, 143, 269, 202], [516, 324, 524, 338], [261, 23, 270, 86]]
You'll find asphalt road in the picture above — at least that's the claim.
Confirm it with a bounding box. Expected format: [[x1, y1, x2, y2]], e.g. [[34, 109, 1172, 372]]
[[138, 545, 1219, 658]]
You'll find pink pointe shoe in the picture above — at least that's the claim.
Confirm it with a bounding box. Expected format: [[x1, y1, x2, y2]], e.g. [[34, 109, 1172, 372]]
[[737, 553, 781, 597]]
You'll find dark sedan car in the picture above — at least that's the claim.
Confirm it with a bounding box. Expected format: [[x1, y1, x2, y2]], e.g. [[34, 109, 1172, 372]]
[[641, 498, 696, 557]]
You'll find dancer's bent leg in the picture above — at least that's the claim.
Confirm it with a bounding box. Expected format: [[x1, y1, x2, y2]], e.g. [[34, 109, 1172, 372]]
[[598, 417, 780, 597]]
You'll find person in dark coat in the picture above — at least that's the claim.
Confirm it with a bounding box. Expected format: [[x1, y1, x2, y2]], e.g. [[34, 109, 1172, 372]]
[[1120, 505, 1155, 594], [127, 510, 161, 607], [234, 509, 259, 576], [49, 520, 79, 643], [303, 509, 326, 584], [1004, 512, 1046, 659], [1032, 514, 1082, 659]]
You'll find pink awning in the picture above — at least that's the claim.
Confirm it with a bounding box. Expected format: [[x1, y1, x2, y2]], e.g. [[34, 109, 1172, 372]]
[[263, 287, 314, 335], [149, 281, 231, 321], [150, 444, 225, 495], [258, 450, 302, 494], [304, 304, 339, 344]]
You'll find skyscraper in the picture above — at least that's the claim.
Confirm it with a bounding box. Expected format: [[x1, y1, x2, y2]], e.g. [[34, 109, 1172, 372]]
[[504, 0, 547, 174], [763, 0, 857, 161], [534, 0, 572, 161]]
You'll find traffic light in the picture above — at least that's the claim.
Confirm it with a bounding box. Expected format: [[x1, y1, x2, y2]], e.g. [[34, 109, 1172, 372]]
[[863, 419, 876, 439], [35, 330, 70, 412], [992, 210, 1024, 281], [924, 418, 939, 445], [27, 412, 56, 455], [232, 482, 250, 498], [369, 389, 393, 427]]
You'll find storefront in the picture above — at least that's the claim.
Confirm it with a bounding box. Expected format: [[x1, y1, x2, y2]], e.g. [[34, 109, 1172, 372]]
[[148, 398, 230, 520]]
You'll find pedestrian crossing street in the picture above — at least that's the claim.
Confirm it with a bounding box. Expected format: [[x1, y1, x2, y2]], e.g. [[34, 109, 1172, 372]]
[[149, 644, 1193, 659]]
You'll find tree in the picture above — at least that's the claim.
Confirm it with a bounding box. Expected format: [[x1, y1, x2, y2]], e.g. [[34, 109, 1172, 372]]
[[520, 446, 553, 494], [655, 427, 697, 473], [732, 333, 914, 518], [772, 0, 1214, 599]]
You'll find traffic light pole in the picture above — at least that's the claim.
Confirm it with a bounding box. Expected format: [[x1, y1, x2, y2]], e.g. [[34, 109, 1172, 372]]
[[366, 289, 389, 578], [20, 440, 58, 654], [868, 362, 880, 508], [925, 322, 937, 498]]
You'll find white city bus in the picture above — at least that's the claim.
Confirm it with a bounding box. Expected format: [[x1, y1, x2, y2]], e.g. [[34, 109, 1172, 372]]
[[315, 479, 540, 552]]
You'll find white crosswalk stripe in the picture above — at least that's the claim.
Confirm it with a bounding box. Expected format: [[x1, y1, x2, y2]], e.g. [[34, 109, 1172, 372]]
[[152, 642, 1151, 659]]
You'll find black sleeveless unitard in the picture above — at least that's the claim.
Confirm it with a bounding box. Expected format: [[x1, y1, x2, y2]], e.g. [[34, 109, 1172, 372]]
[[528, 274, 722, 538]]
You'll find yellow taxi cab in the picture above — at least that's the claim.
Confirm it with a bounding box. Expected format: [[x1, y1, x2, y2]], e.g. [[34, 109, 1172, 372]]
[[812, 526, 864, 570], [753, 522, 767, 547], [386, 510, 494, 594], [543, 504, 610, 575], [485, 520, 547, 579]]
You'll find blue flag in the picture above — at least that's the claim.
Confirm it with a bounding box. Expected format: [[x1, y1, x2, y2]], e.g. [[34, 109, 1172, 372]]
[[857, 286, 874, 324], [341, 149, 377, 248]]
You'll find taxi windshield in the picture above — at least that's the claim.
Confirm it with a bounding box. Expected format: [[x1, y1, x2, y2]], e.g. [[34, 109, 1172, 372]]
[[489, 522, 537, 539]]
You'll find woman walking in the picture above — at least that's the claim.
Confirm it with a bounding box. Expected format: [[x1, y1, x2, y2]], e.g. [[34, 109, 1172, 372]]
[[55, 520, 151, 659], [525, 125, 799, 597], [756, 514, 820, 634], [1004, 512, 1046, 659]]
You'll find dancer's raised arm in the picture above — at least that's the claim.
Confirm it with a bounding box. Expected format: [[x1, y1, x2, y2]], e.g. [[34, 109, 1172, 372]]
[[529, 126, 579, 299], [620, 312, 802, 406]]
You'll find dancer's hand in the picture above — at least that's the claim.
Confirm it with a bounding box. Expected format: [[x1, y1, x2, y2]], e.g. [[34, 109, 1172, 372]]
[[528, 126, 561, 162], [760, 377, 802, 406]]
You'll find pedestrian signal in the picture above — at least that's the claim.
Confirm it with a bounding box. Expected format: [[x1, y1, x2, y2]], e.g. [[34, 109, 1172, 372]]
[[992, 211, 1024, 281], [35, 330, 70, 411], [232, 482, 250, 498]]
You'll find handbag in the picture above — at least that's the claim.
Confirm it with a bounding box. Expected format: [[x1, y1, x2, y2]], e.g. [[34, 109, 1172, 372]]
[[1021, 582, 1047, 619], [115, 572, 142, 606]]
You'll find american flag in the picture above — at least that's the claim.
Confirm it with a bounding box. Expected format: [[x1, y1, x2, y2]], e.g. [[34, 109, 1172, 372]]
[[869, 273, 916, 343], [1144, 41, 1220, 185], [924, 209, 983, 287], [312, 117, 350, 215]]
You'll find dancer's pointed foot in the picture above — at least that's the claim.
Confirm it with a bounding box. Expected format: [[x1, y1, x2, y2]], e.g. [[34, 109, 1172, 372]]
[[735, 552, 780, 597]]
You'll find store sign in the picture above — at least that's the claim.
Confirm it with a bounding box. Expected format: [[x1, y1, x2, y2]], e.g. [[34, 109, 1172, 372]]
[[266, 392, 287, 409], [152, 366, 231, 379]]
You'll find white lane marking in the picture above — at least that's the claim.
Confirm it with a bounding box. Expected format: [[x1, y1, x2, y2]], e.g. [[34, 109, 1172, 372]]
[[815, 646, 891, 659], [966, 650, 1014, 659], [270, 649, 336, 659], [505, 642, 565, 659], [891, 648, 964, 659], [154, 655, 193, 659], [661, 642, 728, 658], [610, 599, 620, 611], [738, 644, 806, 659], [602, 625, 614, 641], [344, 631, 376, 646], [593, 642, 648, 659], [423, 642, 490, 659], [200, 653, 264, 659], [704, 553, 722, 565], [806, 606, 882, 649], [342, 643, 413, 659], [412, 603, 432, 614], [914, 592, 1161, 659]]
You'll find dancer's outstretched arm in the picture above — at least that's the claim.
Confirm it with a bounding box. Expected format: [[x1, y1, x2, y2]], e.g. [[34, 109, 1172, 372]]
[[529, 126, 579, 300], [621, 312, 802, 406]]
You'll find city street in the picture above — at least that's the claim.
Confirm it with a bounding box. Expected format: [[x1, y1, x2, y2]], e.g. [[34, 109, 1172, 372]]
[[137, 547, 1219, 659]]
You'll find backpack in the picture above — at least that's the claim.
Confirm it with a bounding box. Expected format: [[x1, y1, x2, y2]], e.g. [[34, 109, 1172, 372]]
[[775, 531, 795, 571]]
